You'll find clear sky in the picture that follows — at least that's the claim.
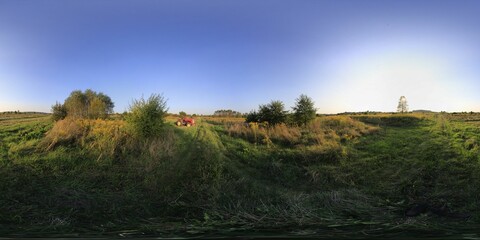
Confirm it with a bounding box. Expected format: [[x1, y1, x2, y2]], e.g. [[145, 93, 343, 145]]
[[0, 0, 479, 114]]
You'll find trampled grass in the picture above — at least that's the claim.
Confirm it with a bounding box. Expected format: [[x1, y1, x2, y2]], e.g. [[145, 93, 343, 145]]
[[1, 113, 479, 237]]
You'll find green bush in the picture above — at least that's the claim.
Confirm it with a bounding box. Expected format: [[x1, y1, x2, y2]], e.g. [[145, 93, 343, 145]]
[[292, 94, 316, 127], [258, 100, 287, 126], [51, 102, 67, 121], [63, 89, 114, 119], [245, 110, 260, 123], [125, 94, 168, 139]]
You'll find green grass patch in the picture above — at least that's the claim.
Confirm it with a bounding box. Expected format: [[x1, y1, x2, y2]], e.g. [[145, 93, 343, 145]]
[[0, 114, 479, 237]]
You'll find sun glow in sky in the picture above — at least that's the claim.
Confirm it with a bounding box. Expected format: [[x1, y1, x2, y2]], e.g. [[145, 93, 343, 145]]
[[318, 36, 477, 113], [0, 0, 479, 114]]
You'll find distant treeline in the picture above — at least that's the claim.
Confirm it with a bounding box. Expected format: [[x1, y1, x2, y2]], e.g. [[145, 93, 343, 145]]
[[334, 110, 478, 115], [213, 109, 242, 117], [1, 111, 49, 115]]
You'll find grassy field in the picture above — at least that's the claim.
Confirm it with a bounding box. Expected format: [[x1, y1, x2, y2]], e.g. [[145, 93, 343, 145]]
[[1, 112, 479, 238]]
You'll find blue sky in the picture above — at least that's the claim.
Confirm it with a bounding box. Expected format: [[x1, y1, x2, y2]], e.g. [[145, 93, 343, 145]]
[[0, 0, 479, 114]]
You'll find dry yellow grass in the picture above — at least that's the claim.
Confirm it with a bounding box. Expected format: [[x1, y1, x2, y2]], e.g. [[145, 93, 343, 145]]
[[315, 116, 377, 141], [40, 117, 178, 163], [202, 116, 245, 128], [83, 119, 128, 158], [226, 116, 378, 147], [41, 118, 85, 150], [41, 118, 128, 157]]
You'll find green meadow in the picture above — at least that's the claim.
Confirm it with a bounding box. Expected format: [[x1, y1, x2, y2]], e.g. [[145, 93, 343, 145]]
[[1, 112, 479, 238]]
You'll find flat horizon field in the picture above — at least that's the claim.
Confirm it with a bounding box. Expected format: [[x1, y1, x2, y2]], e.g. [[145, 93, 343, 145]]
[[1, 111, 479, 238], [2, 0, 480, 238]]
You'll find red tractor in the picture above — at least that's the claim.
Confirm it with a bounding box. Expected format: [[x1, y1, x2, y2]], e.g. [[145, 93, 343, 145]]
[[176, 117, 195, 127]]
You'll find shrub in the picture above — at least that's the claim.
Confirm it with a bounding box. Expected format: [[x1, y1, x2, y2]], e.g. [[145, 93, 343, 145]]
[[292, 94, 316, 127], [245, 110, 260, 123], [63, 89, 114, 119], [125, 94, 168, 139], [88, 96, 108, 119], [258, 100, 288, 126], [51, 102, 67, 121]]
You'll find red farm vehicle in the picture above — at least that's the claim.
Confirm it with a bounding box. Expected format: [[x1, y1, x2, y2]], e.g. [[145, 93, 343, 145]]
[[176, 117, 195, 127]]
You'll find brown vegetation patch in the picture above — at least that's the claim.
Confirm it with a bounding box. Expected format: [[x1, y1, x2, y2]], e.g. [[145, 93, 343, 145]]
[[226, 116, 378, 147]]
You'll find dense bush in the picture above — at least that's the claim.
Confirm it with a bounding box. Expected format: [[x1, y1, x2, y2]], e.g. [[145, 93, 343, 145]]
[[245, 110, 260, 123], [258, 100, 288, 126], [292, 94, 316, 127], [125, 94, 168, 139], [51, 102, 67, 121], [60, 89, 114, 119]]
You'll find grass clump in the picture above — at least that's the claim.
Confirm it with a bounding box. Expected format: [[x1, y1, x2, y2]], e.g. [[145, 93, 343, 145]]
[[40, 118, 129, 162], [40, 118, 85, 151]]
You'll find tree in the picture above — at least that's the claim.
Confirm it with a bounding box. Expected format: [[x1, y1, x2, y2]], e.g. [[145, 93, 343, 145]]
[[63, 89, 114, 119], [125, 94, 168, 139], [88, 97, 107, 119], [95, 93, 114, 114], [51, 102, 67, 121], [397, 96, 409, 113], [179, 111, 187, 117], [292, 94, 317, 127], [64, 90, 88, 118], [214, 109, 242, 117], [245, 110, 260, 123], [258, 100, 287, 126]]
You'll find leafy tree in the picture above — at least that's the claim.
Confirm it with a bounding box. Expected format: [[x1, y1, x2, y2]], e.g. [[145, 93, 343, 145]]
[[258, 100, 287, 126], [64, 90, 88, 118], [397, 96, 408, 113], [292, 94, 316, 127], [96, 93, 114, 114], [51, 102, 67, 121], [179, 111, 187, 117], [125, 94, 168, 139], [245, 110, 259, 123], [88, 97, 107, 119], [214, 109, 242, 117], [63, 89, 114, 119]]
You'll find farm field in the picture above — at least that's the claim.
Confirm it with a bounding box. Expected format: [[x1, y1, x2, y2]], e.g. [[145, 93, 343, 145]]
[[1, 112, 480, 238]]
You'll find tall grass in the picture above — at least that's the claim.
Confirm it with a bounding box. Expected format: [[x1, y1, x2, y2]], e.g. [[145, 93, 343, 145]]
[[37, 116, 227, 215], [40, 118, 128, 159], [226, 116, 377, 148], [3, 113, 480, 236]]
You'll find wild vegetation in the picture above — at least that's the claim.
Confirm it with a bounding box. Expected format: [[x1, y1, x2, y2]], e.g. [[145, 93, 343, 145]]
[[245, 95, 317, 127], [213, 109, 242, 117], [52, 89, 114, 121], [1, 94, 480, 238]]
